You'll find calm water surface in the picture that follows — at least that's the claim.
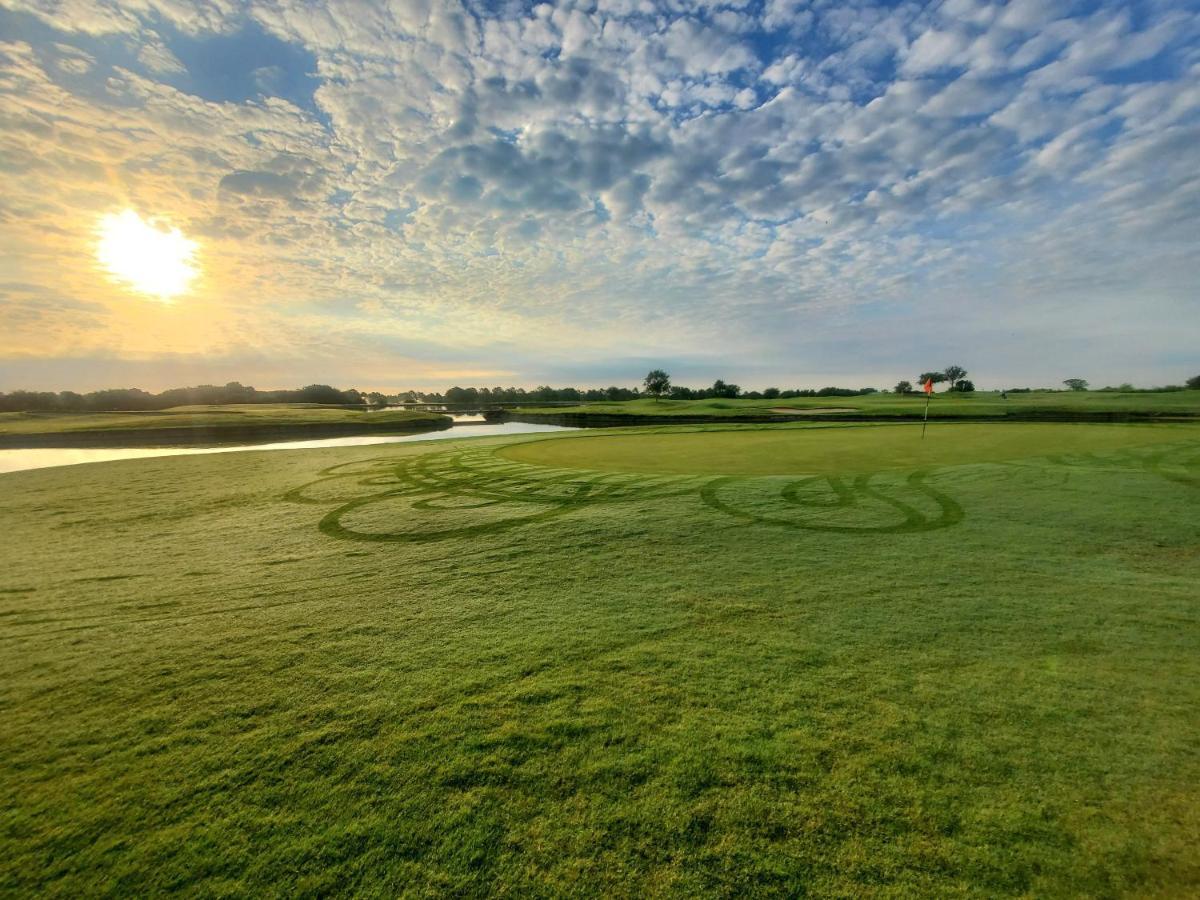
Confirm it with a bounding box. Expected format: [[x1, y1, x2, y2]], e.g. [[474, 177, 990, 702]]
[[0, 421, 574, 475]]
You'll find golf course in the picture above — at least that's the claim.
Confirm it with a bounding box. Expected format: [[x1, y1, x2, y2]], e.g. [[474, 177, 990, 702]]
[[6, 0, 1198, 889], [2, 419, 1198, 895]]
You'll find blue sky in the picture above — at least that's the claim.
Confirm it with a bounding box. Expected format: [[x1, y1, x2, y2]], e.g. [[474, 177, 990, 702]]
[[0, 0, 1197, 391]]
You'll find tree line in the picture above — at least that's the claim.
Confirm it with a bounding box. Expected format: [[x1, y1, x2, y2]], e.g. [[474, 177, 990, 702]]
[[639, 372, 882, 401], [357, 381, 887, 405], [0, 382, 368, 413], [3, 372, 1197, 413]]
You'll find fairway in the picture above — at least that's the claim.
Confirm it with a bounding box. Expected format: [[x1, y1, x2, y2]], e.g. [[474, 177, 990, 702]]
[[499, 422, 1191, 476], [3, 424, 1200, 895]]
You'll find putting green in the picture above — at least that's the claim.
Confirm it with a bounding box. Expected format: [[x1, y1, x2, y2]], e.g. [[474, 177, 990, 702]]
[[499, 422, 1195, 476]]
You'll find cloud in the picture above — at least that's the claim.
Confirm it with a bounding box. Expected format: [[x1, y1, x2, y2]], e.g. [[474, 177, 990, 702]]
[[902, 28, 971, 75], [219, 170, 298, 199], [0, 0, 1197, 390]]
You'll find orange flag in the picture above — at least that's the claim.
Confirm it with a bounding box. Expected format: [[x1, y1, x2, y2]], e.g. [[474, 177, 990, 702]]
[[922, 378, 934, 395]]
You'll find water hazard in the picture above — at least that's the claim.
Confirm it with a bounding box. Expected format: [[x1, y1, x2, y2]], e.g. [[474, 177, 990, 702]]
[[0, 421, 574, 475]]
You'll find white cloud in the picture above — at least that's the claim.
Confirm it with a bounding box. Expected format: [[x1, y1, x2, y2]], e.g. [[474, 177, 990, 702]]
[[0, 0, 1197, 386], [902, 28, 970, 74]]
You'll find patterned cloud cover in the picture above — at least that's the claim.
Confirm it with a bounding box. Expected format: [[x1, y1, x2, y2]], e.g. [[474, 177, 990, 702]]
[[1, 0, 1197, 389]]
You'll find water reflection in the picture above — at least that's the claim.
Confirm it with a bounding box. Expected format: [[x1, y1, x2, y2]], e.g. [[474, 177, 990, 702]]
[[0, 422, 574, 475]]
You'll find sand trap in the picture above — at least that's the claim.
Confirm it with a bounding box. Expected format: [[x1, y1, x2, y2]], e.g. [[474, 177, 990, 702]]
[[768, 407, 857, 414]]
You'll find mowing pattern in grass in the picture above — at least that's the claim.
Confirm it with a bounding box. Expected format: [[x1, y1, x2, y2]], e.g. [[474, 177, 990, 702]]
[[2, 425, 1199, 896], [285, 443, 967, 539], [288, 426, 1198, 543]]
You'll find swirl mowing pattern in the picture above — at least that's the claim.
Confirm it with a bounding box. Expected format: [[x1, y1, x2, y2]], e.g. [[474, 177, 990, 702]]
[[283, 443, 972, 542]]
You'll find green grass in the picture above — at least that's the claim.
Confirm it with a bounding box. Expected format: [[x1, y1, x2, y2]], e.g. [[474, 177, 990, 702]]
[[0, 404, 448, 436], [514, 390, 1200, 420], [500, 422, 1192, 476], [2, 423, 1199, 896]]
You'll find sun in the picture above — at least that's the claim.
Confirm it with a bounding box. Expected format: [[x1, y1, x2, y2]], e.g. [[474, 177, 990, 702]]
[[96, 209, 199, 301]]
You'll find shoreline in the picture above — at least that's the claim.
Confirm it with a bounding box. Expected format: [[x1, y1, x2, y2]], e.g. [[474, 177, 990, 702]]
[[0, 419, 454, 449], [2, 410, 1196, 449], [504, 410, 1200, 428]]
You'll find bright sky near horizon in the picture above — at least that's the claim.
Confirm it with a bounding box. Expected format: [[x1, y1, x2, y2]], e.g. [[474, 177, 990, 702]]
[[0, 0, 1197, 392]]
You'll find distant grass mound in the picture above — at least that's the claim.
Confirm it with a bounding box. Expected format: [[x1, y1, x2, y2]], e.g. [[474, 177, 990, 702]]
[[3, 422, 1199, 895], [0, 403, 449, 445], [512, 390, 1200, 422]]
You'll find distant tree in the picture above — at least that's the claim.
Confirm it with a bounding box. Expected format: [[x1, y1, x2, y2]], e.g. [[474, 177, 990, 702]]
[[943, 365, 967, 390], [1063, 378, 1089, 392], [955, 379, 975, 393], [86, 387, 159, 410], [57, 390, 85, 410], [917, 372, 947, 391], [366, 391, 389, 408], [895, 380, 913, 394], [710, 379, 740, 398], [762, 387, 780, 400], [643, 369, 671, 401], [297, 384, 350, 404], [1186, 374, 1200, 390]]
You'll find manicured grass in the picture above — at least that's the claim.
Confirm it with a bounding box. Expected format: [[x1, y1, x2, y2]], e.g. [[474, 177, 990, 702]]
[[2, 423, 1199, 895], [500, 422, 1193, 476], [514, 390, 1200, 420], [0, 404, 448, 437]]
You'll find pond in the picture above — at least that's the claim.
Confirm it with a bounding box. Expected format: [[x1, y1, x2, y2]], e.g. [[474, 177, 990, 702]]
[[0, 421, 575, 476]]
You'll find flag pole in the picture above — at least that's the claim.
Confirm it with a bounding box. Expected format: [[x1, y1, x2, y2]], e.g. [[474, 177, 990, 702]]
[[920, 378, 933, 439]]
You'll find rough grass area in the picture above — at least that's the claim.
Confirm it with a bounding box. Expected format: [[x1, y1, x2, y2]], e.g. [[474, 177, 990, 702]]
[[0, 404, 448, 436], [2, 423, 1199, 896], [513, 390, 1200, 420]]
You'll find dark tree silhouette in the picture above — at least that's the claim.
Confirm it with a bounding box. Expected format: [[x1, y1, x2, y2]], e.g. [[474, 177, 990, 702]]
[[643, 369, 671, 401], [943, 365, 967, 390]]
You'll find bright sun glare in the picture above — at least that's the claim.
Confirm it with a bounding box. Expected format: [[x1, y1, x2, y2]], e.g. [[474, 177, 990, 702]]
[[96, 209, 198, 301]]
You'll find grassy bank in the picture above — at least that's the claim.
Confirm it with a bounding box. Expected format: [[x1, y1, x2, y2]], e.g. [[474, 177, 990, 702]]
[[511, 389, 1200, 421], [0, 404, 450, 446], [2, 422, 1198, 895]]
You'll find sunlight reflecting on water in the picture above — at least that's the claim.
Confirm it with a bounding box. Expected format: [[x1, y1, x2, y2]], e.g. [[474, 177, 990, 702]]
[[0, 423, 574, 475]]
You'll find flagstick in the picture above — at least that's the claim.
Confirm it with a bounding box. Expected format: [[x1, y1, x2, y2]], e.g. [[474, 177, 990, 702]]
[[921, 392, 931, 439]]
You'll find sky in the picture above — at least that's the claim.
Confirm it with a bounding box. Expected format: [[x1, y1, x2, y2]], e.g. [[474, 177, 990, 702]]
[[0, 0, 1197, 393]]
